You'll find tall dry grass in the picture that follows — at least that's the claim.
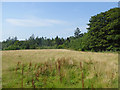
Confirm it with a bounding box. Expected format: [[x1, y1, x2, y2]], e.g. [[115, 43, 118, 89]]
[[1, 49, 118, 88]]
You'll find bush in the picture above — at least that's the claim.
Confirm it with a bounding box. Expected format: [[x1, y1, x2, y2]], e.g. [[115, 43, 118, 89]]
[[57, 45, 64, 49]]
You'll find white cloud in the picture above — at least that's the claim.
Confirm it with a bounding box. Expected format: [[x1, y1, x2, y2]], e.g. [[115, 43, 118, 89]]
[[6, 18, 67, 27]]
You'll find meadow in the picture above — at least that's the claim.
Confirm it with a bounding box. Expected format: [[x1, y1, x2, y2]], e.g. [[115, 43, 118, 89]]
[[2, 49, 118, 88]]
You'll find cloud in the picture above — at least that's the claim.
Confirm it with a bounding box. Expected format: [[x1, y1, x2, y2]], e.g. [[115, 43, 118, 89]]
[[6, 18, 67, 27]]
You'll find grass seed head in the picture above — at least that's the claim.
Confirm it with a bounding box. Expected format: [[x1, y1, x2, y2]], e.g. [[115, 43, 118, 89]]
[[82, 72, 84, 88], [58, 61, 61, 73], [34, 64, 37, 69], [21, 77, 23, 88], [80, 62, 82, 70], [32, 78, 34, 87], [29, 62, 32, 69], [21, 64, 24, 75], [22, 68, 23, 75]]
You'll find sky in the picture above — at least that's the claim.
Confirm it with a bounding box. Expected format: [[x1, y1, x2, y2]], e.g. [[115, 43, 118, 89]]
[[2, 2, 118, 41]]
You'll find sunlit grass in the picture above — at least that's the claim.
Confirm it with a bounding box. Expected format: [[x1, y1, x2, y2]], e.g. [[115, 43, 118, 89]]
[[2, 49, 118, 88]]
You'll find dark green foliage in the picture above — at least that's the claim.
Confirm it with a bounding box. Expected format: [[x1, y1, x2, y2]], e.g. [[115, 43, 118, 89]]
[[67, 8, 120, 52], [86, 8, 120, 51]]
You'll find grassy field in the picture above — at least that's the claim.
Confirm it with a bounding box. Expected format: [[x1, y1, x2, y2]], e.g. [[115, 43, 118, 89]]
[[2, 49, 118, 88]]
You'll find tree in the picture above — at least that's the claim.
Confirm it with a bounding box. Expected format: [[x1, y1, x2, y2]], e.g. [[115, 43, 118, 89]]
[[29, 34, 35, 41], [55, 36, 60, 46], [87, 8, 120, 51], [2, 8, 119, 52], [74, 27, 81, 38]]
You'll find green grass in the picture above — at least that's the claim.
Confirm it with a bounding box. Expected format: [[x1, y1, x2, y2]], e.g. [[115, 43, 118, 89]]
[[2, 49, 118, 88], [2, 57, 118, 88]]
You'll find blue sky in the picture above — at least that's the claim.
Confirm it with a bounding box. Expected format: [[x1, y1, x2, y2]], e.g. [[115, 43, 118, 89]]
[[2, 2, 118, 41]]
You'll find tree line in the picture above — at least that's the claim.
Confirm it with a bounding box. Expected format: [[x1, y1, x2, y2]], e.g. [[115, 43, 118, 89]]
[[1, 8, 120, 52], [1, 28, 83, 50]]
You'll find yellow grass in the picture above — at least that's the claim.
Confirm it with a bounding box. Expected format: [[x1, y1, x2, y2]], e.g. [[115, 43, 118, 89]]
[[2, 49, 118, 69], [1, 49, 118, 88]]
